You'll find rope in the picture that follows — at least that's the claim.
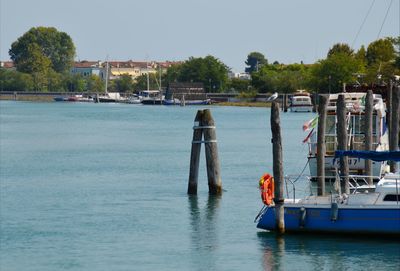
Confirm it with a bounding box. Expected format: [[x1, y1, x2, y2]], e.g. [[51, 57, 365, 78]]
[[352, 0, 376, 48], [377, 0, 394, 39], [254, 205, 268, 223]]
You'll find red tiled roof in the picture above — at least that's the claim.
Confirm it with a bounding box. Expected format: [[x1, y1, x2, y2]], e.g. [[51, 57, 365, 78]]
[[1, 61, 15, 68], [73, 61, 101, 68]]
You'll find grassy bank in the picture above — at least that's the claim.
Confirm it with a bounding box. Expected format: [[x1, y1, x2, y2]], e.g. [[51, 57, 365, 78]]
[[214, 101, 271, 107], [0, 94, 55, 102]]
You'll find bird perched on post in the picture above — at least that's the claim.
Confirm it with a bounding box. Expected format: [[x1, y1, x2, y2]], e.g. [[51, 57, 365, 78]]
[[267, 92, 278, 101]]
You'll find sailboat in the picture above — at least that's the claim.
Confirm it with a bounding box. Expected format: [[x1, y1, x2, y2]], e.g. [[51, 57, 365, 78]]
[[96, 61, 125, 103], [141, 63, 164, 105]]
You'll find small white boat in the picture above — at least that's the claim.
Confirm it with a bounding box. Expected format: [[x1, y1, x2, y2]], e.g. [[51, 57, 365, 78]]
[[140, 90, 164, 105], [289, 90, 313, 112], [127, 94, 142, 104]]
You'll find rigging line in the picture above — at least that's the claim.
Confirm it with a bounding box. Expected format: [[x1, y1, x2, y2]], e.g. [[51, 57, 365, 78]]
[[377, 0, 394, 39], [352, 0, 376, 48]]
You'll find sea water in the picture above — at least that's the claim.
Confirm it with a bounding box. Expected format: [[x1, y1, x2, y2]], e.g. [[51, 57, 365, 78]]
[[0, 101, 399, 270]]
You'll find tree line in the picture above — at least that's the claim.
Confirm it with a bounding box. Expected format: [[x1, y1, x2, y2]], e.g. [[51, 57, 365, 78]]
[[1, 26, 399, 94]]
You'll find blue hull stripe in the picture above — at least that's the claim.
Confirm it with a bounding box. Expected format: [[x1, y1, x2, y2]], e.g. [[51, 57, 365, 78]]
[[257, 207, 400, 234]]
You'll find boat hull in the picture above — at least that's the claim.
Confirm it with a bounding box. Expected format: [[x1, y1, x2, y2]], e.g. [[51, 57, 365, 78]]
[[257, 205, 400, 235], [163, 99, 211, 106], [289, 105, 313, 112], [141, 99, 163, 105]]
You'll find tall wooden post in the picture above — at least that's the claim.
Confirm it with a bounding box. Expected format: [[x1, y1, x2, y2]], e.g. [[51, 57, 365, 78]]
[[317, 95, 327, 196], [388, 82, 393, 131], [202, 109, 222, 195], [271, 101, 285, 234], [364, 90, 373, 184], [337, 94, 350, 194], [283, 94, 288, 112], [390, 86, 400, 172], [312, 93, 318, 113], [188, 110, 204, 195]]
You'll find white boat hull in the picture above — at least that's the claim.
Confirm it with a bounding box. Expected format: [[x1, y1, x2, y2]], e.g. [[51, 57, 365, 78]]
[[289, 105, 313, 112]]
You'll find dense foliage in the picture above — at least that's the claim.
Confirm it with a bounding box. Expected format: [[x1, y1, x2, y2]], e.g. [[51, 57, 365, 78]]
[[163, 55, 229, 92], [247, 37, 399, 94], [245, 52, 268, 73], [9, 27, 75, 74], [1, 27, 398, 94]]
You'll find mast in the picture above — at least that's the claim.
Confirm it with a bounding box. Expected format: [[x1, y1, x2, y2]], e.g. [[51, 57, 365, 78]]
[[105, 60, 109, 94], [146, 61, 150, 91]]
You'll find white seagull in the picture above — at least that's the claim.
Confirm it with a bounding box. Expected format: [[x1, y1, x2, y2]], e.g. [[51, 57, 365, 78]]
[[267, 92, 278, 101]]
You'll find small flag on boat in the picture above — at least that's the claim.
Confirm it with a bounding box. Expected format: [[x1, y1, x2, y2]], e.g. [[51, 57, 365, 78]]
[[302, 116, 318, 131], [353, 94, 366, 111], [303, 128, 315, 143]]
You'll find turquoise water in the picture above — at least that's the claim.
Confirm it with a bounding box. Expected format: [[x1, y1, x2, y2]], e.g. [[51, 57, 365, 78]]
[[0, 101, 399, 270]]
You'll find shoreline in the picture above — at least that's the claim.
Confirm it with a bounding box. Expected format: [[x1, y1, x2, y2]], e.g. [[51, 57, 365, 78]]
[[0, 93, 272, 107]]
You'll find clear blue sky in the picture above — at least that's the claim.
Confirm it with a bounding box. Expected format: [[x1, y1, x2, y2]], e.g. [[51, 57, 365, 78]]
[[0, 0, 398, 72]]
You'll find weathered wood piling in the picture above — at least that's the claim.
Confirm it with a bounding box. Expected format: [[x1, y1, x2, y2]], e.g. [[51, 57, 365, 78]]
[[337, 94, 349, 194], [283, 94, 288, 112], [187, 109, 222, 195], [317, 95, 327, 196], [387, 82, 392, 137], [187, 110, 204, 194], [202, 109, 222, 194], [389, 85, 400, 172], [270, 101, 285, 234], [364, 90, 373, 184]]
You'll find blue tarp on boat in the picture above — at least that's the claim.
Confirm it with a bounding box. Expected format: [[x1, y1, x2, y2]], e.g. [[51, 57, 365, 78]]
[[334, 150, 400, 162]]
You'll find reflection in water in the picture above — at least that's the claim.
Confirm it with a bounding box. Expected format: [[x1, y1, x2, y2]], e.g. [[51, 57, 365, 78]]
[[257, 232, 400, 271], [188, 195, 221, 271]]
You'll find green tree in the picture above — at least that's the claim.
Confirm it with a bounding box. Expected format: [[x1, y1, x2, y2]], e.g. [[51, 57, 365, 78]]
[[64, 74, 86, 92], [251, 63, 309, 93], [163, 63, 182, 84], [227, 78, 250, 92], [0, 68, 34, 91], [133, 74, 159, 91], [366, 38, 395, 65], [309, 53, 362, 93], [327, 43, 354, 58], [86, 75, 104, 93], [46, 70, 63, 92], [178, 55, 228, 92], [245, 52, 268, 73], [114, 74, 133, 92], [9, 26, 75, 74]]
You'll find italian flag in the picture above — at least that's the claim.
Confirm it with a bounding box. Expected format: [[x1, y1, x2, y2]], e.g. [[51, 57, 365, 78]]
[[302, 116, 318, 131]]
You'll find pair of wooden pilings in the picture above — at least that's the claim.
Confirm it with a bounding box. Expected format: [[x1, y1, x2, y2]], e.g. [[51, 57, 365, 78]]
[[187, 109, 222, 195], [316, 91, 376, 195]]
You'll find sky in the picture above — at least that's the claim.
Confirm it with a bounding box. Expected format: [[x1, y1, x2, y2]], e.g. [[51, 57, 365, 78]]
[[0, 0, 398, 72]]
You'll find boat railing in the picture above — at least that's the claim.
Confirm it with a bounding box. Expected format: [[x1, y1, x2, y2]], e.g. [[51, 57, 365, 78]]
[[285, 174, 377, 202], [346, 175, 376, 193], [284, 174, 310, 202]]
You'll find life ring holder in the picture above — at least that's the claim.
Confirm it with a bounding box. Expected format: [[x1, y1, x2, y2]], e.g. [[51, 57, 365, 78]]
[[259, 173, 275, 206]]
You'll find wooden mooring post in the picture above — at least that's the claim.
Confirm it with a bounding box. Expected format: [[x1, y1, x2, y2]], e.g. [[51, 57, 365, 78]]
[[317, 95, 327, 196], [187, 110, 204, 194], [337, 94, 349, 194], [364, 90, 373, 184], [187, 109, 222, 195], [389, 85, 400, 172], [270, 101, 285, 234]]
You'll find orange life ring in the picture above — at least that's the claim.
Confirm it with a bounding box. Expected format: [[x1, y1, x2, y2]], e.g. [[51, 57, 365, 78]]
[[259, 173, 275, 205]]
